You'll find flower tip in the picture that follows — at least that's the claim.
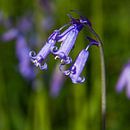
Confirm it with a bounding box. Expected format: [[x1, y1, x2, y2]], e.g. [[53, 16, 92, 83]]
[[29, 51, 36, 58], [80, 16, 92, 27], [29, 51, 47, 70], [71, 76, 85, 84], [40, 63, 48, 70], [86, 36, 99, 46]]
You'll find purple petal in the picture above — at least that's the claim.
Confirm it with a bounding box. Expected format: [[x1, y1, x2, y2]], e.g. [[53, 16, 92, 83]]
[[57, 25, 75, 42], [125, 65, 130, 98], [1, 28, 18, 41], [29, 30, 60, 70], [126, 80, 130, 99], [116, 62, 130, 99], [69, 50, 89, 83], [51, 25, 79, 64], [50, 64, 65, 97], [16, 35, 35, 80], [116, 69, 127, 93], [16, 35, 30, 60], [18, 62, 35, 80]]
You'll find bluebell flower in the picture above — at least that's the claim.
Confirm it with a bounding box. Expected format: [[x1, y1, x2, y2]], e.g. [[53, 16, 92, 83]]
[[60, 37, 99, 83], [116, 61, 130, 99], [16, 35, 35, 80], [50, 14, 93, 65], [29, 27, 63, 70], [51, 25, 76, 64], [29, 14, 93, 70]]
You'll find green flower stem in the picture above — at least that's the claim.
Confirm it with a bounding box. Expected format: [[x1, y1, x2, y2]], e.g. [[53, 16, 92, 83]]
[[100, 44, 106, 130], [89, 27, 106, 130]]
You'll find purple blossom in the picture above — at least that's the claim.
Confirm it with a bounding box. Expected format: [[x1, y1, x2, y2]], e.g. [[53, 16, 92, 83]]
[[116, 61, 130, 99], [16, 35, 35, 80], [51, 25, 77, 64], [60, 37, 99, 84], [64, 50, 89, 83], [29, 29, 61, 70], [50, 14, 92, 65], [50, 64, 65, 97], [30, 14, 93, 71]]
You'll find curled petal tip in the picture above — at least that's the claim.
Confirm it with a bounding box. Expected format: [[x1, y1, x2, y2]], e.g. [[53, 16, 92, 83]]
[[65, 56, 72, 64], [72, 76, 85, 84], [29, 51, 36, 58], [52, 51, 72, 65], [29, 51, 48, 70], [61, 56, 72, 65], [33, 59, 48, 70], [64, 70, 71, 76], [50, 46, 59, 54], [80, 76, 85, 83], [40, 63, 48, 70]]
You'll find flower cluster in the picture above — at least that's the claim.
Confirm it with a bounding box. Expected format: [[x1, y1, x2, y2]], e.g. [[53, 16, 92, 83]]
[[30, 14, 100, 84], [116, 61, 130, 99]]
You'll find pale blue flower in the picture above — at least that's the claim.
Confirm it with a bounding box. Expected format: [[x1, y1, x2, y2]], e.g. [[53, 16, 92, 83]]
[[116, 61, 130, 99], [16, 35, 35, 80], [60, 37, 99, 83], [51, 18, 84, 65], [29, 28, 63, 70]]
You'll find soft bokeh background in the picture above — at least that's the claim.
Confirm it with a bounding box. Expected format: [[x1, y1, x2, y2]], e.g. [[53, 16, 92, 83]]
[[0, 0, 130, 130]]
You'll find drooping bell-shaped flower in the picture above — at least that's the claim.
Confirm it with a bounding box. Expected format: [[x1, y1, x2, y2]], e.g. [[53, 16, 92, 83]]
[[116, 61, 130, 99], [51, 17, 84, 65], [60, 37, 99, 83], [29, 25, 67, 70]]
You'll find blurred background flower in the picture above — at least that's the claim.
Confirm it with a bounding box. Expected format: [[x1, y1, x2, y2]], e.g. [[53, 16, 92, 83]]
[[0, 12, 36, 80], [50, 63, 65, 97], [116, 61, 130, 99]]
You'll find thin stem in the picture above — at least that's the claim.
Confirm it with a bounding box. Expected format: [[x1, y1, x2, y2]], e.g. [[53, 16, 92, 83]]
[[99, 43, 106, 130], [86, 25, 106, 130]]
